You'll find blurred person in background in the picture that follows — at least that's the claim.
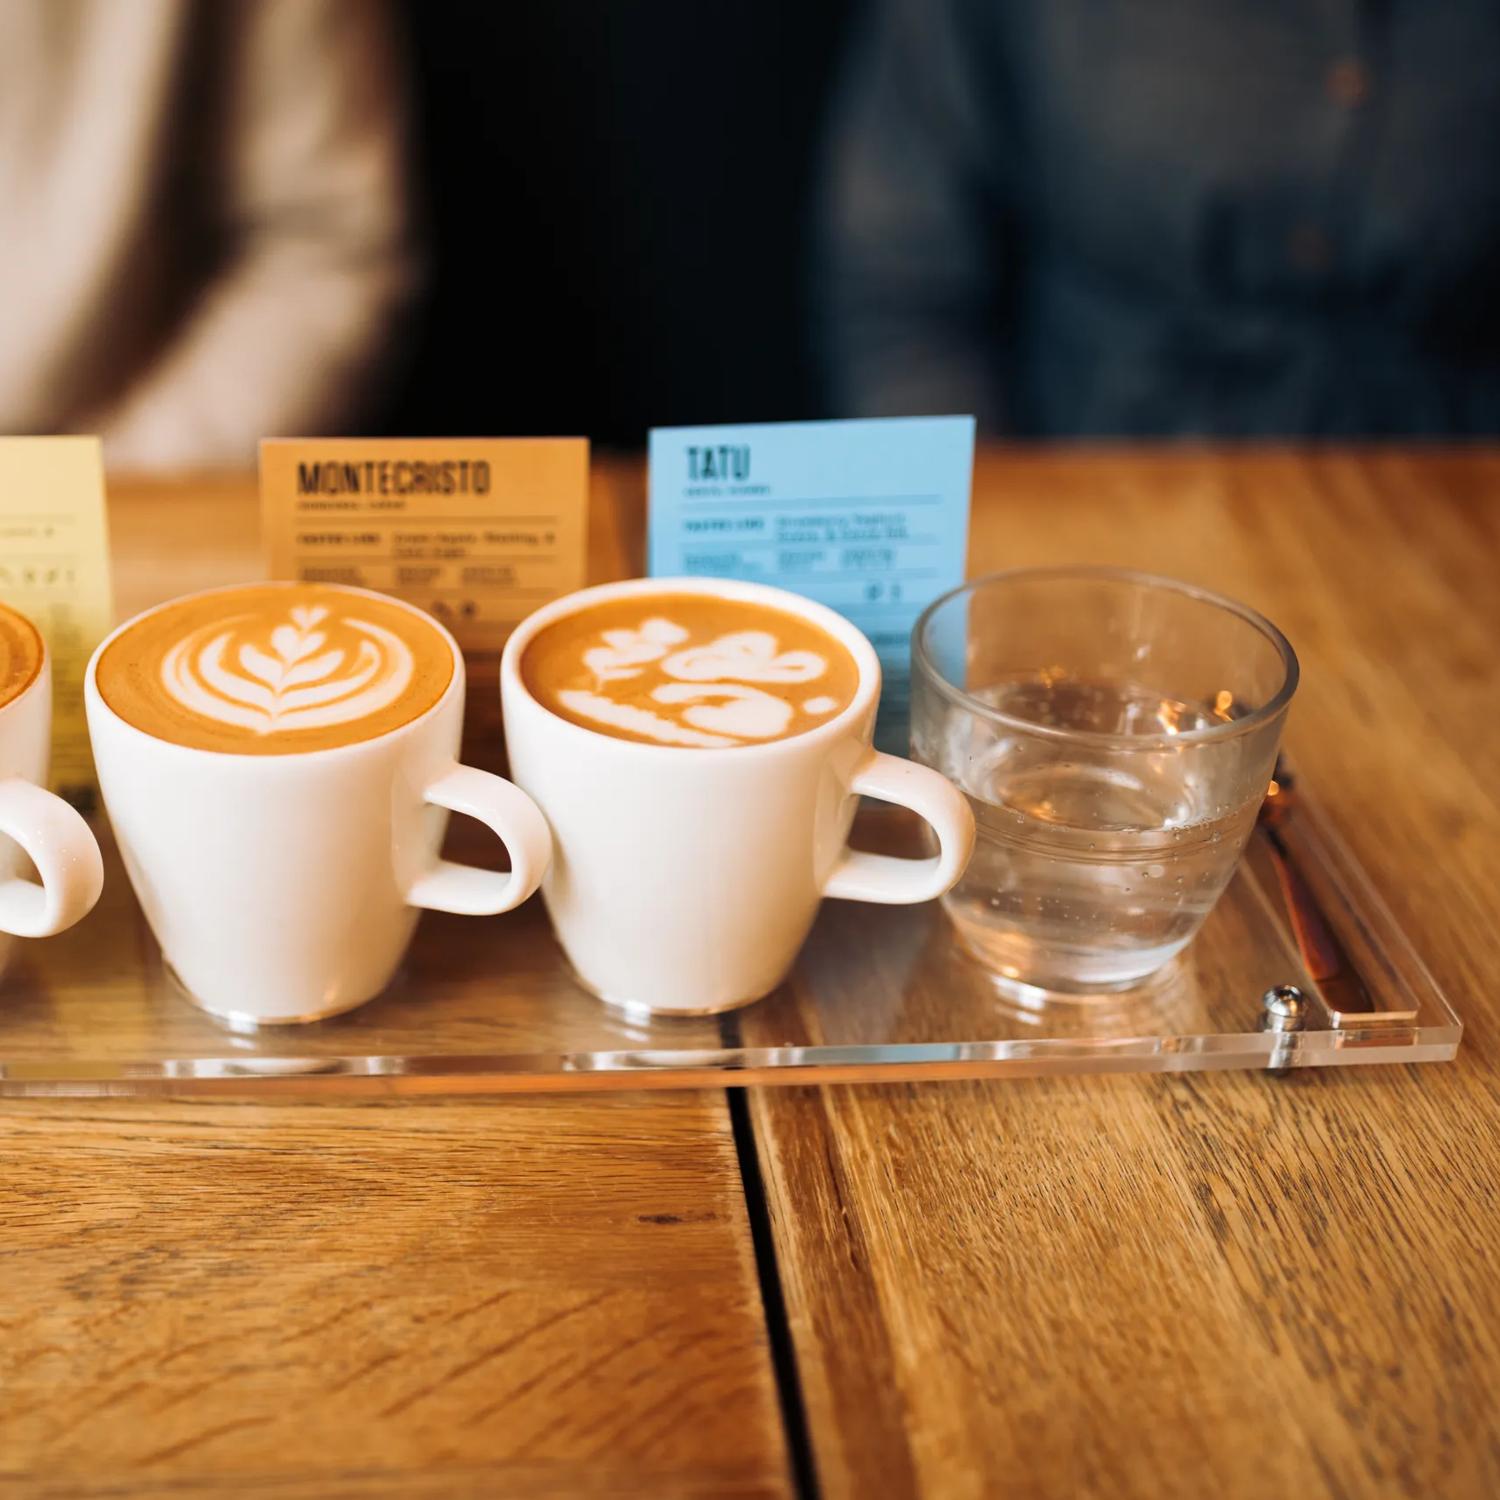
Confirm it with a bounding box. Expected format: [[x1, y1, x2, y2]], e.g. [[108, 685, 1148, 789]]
[[819, 1, 1500, 436], [0, 0, 415, 469]]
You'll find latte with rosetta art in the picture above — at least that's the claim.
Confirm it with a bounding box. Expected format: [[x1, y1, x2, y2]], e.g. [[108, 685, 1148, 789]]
[[0, 600, 44, 710], [522, 593, 861, 748], [96, 584, 453, 754]]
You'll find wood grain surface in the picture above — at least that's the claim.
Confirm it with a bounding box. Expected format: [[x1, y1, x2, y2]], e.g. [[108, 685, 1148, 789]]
[[0, 1095, 788, 1498], [747, 449, 1500, 1500], [0, 471, 790, 1498], [5, 453, 1498, 1499]]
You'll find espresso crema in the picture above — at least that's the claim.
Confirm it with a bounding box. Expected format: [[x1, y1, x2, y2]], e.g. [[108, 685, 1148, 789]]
[[0, 600, 44, 710], [522, 593, 861, 748], [96, 584, 454, 754]]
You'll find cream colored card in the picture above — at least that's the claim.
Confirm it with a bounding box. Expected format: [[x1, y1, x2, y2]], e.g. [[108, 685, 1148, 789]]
[[0, 437, 113, 798], [260, 438, 589, 656]]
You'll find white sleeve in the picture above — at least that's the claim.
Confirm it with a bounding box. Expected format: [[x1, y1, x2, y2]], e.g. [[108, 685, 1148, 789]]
[[99, 0, 419, 469]]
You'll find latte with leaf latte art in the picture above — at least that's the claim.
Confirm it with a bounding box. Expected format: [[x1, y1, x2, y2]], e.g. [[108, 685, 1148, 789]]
[[0, 600, 44, 710], [96, 584, 453, 754], [522, 593, 861, 748]]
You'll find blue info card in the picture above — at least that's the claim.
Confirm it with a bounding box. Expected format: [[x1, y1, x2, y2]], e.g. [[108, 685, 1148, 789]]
[[648, 417, 974, 748]]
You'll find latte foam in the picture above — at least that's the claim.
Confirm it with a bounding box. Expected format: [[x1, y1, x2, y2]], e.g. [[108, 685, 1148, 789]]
[[522, 593, 861, 748], [96, 584, 454, 754], [0, 600, 44, 710]]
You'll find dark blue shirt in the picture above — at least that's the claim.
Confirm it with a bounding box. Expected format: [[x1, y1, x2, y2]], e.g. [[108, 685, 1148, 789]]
[[819, 1, 1500, 436]]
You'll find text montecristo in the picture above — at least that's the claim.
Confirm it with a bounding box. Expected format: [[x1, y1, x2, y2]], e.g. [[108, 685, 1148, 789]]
[[296, 460, 492, 497]]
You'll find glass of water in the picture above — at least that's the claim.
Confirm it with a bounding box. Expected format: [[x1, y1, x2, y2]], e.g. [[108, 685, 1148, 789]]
[[911, 568, 1298, 993]]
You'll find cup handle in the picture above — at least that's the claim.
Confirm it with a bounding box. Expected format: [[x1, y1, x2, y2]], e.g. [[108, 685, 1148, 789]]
[[0, 776, 105, 938], [404, 763, 552, 916], [821, 751, 975, 905]]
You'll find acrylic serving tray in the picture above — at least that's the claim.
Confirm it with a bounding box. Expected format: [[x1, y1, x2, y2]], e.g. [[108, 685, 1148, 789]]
[[0, 783, 1461, 1096]]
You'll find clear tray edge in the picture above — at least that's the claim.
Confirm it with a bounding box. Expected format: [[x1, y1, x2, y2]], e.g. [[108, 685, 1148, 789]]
[[0, 1024, 1462, 1098]]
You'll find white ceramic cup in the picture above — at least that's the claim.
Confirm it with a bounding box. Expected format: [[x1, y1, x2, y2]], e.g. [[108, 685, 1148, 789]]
[[86, 584, 552, 1024], [0, 637, 105, 979], [500, 577, 976, 1015]]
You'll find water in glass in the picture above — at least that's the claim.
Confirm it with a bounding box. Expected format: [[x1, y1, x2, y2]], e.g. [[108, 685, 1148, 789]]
[[929, 672, 1261, 992]]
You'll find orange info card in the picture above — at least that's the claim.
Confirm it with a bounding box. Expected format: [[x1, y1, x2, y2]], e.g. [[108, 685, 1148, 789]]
[[260, 438, 589, 657]]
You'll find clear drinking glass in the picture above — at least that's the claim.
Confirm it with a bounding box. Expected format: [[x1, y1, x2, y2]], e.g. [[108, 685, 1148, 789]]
[[911, 568, 1298, 993]]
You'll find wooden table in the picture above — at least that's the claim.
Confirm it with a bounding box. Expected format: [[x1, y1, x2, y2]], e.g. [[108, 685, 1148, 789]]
[[2, 450, 1497, 1498]]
